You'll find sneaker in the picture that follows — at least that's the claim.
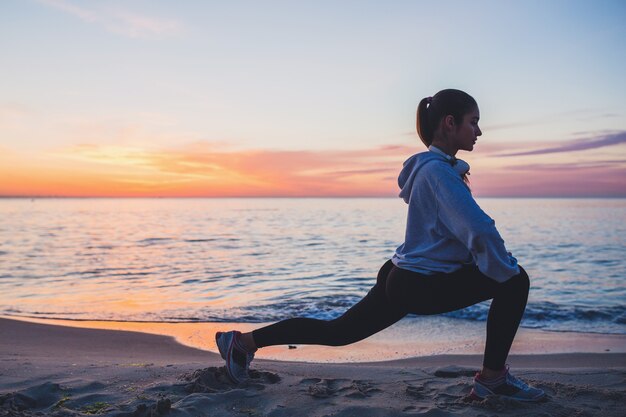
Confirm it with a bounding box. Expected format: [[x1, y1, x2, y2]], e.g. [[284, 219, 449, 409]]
[[470, 365, 545, 402], [215, 331, 255, 384]]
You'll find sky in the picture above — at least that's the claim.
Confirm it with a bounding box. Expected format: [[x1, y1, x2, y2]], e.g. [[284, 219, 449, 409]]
[[1, 0, 625, 197]]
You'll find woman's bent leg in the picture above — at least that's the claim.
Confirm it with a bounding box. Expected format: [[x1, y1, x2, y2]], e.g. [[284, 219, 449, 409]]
[[252, 260, 406, 348], [385, 265, 530, 371], [483, 266, 529, 370]]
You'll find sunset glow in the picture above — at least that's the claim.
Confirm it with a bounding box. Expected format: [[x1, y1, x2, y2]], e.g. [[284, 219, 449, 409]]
[[1, 1, 625, 197]]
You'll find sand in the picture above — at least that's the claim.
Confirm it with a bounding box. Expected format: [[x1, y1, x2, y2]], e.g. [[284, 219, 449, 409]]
[[7, 315, 626, 363], [1, 317, 625, 417]]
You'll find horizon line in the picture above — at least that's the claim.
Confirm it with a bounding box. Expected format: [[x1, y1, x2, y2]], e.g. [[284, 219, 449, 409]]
[[2, 195, 625, 200]]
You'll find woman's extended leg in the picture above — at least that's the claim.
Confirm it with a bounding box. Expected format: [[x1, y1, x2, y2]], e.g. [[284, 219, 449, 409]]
[[250, 259, 407, 348], [217, 260, 405, 382]]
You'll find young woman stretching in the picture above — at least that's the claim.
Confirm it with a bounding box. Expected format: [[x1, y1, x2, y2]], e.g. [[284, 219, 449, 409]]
[[216, 89, 545, 402]]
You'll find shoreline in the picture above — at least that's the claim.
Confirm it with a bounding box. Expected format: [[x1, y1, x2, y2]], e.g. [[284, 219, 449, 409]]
[[3, 314, 625, 363], [1, 317, 625, 416]]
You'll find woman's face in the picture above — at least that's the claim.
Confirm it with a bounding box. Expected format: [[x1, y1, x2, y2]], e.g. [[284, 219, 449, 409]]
[[454, 107, 482, 152]]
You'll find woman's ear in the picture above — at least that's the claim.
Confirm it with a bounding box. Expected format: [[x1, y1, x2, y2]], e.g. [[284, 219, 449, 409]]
[[442, 114, 456, 132]]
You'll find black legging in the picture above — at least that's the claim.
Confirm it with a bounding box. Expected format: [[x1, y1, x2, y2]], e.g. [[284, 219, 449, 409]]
[[252, 259, 530, 370]]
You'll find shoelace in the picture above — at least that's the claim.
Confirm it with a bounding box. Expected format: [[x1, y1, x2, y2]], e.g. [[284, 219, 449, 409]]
[[506, 372, 530, 390]]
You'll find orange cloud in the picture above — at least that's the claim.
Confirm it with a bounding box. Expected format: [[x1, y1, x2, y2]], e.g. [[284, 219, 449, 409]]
[[0, 142, 414, 197], [2, 138, 625, 198], [139, 144, 412, 197]]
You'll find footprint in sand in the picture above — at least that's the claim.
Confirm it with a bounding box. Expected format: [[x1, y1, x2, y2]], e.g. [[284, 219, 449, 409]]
[[301, 378, 380, 399], [131, 398, 172, 417], [180, 367, 281, 393], [0, 381, 65, 413], [405, 384, 427, 400], [433, 365, 477, 378]]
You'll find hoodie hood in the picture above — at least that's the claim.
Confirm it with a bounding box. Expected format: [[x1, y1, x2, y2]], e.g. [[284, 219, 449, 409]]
[[398, 152, 447, 203]]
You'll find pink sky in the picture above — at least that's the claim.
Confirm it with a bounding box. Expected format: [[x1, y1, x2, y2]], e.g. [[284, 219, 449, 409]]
[[2, 132, 624, 198], [2, 2, 625, 198]]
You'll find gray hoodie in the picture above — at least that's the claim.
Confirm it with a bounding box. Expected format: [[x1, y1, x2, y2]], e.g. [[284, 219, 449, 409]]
[[391, 149, 519, 283]]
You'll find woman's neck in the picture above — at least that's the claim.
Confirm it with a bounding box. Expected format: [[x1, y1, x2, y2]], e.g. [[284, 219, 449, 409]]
[[430, 139, 458, 157]]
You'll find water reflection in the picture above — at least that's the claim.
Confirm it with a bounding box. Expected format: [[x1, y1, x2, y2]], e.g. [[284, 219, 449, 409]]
[[0, 198, 624, 334]]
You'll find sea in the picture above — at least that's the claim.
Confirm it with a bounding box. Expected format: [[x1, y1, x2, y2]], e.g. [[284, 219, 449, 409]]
[[0, 197, 624, 335]]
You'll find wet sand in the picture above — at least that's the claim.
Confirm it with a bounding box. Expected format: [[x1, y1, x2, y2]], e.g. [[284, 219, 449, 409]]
[[1, 317, 625, 416]]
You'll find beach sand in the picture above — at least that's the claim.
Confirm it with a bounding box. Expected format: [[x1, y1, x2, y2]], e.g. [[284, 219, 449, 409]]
[[1, 317, 625, 416]]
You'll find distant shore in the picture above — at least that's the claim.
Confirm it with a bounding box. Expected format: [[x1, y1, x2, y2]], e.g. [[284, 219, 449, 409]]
[[1, 317, 625, 416]]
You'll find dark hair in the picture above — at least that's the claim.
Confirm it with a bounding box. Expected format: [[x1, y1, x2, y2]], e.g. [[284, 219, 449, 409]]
[[416, 89, 477, 147]]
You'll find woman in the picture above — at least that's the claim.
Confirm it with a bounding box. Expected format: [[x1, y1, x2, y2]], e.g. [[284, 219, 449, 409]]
[[216, 89, 545, 402]]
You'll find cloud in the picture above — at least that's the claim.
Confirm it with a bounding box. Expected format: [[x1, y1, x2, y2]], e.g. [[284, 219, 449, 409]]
[[507, 160, 626, 170], [7, 138, 626, 197], [570, 129, 620, 137], [319, 168, 395, 178], [496, 131, 626, 157], [470, 158, 626, 197], [37, 0, 183, 39], [46, 142, 408, 197]]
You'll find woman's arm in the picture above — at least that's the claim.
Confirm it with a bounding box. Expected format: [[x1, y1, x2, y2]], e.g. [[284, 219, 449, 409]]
[[432, 165, 519, 282]]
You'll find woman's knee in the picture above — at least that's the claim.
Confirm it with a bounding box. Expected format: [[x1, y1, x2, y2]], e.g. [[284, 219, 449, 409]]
[[385, 268, 418, 311], [384, 268, 403, 305], [506, 265, 530, 293], [375, 259, 394, 287]]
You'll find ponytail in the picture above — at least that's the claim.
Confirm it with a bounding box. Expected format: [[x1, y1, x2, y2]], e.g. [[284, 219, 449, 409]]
[[416, 96, 433, 147]]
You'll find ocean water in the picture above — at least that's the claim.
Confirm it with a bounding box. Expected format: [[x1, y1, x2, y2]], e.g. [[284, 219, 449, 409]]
[[0, 198, 624, 335]]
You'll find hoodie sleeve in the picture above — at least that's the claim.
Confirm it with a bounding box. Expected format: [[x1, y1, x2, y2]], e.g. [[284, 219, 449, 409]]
[[431, 165, 519, 282]]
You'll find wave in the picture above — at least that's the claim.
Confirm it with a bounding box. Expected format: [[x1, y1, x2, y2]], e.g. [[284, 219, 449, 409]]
[[6, 297, 624, 335], [441, 301, 626, 334], [207, 297, 626, 331]]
